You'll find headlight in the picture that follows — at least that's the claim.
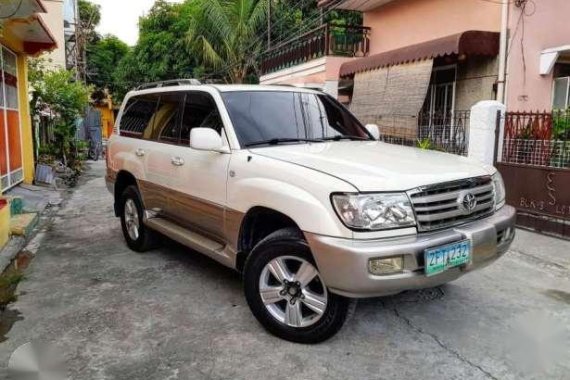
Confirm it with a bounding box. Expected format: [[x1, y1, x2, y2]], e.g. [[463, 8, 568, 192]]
[[331, 193, 416, 231], [492, 171, 506, 210]]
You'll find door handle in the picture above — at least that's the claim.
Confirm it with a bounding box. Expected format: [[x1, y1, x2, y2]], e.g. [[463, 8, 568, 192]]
[[135, 148, 145, 157], [171, 157, 185, 166]]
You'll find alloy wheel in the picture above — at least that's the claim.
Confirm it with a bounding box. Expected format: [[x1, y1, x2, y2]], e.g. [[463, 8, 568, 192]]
[[124, 198, 140, 240], [259, 256, 328, 328]]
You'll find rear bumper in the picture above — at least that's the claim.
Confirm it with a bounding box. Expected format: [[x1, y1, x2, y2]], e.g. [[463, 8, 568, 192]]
[[305, 206, 516, 298]]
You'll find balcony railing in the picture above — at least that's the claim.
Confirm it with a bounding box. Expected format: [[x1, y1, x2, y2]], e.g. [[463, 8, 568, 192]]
[[261, 23, 371, 75]]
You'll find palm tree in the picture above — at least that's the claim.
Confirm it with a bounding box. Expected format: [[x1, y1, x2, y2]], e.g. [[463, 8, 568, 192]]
[[186, 0, 268, 84]]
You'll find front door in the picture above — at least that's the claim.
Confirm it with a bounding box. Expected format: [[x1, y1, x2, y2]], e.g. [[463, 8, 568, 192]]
[[0, 46, 23, 191], [149, 90, 230, 242]]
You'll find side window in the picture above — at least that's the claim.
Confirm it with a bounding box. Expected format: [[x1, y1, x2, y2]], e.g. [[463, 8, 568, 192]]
[[119, 95, 159, 139], [180, 92, 223, 145], [152, 92, 184, 144]]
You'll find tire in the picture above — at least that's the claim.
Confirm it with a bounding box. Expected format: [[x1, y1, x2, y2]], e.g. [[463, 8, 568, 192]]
[[119, 185, 156, 252], [243, 228, 351, 344]]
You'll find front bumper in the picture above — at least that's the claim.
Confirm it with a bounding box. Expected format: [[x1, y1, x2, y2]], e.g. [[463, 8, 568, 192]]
[[305, 205, 516, 298]]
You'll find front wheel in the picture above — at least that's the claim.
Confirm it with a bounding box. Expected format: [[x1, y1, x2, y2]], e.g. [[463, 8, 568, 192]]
[[243, 228, 350, 344]]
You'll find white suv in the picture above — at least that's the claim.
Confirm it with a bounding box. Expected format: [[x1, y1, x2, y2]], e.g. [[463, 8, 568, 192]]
[[106, 81, 516, 343]]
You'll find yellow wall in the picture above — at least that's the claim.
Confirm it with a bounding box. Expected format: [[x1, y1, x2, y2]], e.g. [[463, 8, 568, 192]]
[[18, 55, 34, 184]]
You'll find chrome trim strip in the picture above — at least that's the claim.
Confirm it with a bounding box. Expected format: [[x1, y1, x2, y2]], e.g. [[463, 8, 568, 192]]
[[408, 177, 496, 232]]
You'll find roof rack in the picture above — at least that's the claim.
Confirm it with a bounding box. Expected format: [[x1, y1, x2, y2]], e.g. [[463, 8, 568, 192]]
[[135, 78, 201, 91]]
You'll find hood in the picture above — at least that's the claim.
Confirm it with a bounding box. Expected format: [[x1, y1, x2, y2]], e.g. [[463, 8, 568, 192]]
[[251, 141, 494, 192]]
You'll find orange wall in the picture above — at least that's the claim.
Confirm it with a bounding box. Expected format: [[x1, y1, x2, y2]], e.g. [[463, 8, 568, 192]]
[[6, 111, 22, 171], [363, 0, 501, 55], [0, 113, 6, 176], [506, 0, 570, 111]]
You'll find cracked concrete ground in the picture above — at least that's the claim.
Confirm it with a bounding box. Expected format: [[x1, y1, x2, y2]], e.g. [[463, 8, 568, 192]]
[[0, 161, 569, 379]]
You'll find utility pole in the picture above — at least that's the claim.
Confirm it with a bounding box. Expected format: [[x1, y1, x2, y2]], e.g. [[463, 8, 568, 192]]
[[267, 0, 271, 49], [74, 0, 84, 82]]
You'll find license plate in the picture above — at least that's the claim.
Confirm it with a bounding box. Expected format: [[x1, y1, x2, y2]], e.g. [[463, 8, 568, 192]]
[[425, 240, 471, 277]]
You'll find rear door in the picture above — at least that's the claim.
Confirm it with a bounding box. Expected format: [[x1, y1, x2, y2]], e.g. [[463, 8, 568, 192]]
[[117, 93, 164, 211], [142, 92, 185, 215]]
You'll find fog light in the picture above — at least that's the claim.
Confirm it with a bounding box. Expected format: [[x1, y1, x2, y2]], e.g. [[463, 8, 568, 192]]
[[368, 256, 404, 275], [504, 227, 515, 241]]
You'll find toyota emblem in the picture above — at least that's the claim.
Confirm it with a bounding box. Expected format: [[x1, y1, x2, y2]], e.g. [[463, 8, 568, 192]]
[[458, 191, 477, 214]]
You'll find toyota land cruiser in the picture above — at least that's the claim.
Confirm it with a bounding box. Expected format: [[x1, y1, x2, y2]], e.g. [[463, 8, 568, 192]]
[[106, 81, 516, 343]]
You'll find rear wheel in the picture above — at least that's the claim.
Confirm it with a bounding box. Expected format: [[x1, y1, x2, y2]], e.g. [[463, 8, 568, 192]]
[[119, 185, 155, 252], [243, 228, 350, 343]]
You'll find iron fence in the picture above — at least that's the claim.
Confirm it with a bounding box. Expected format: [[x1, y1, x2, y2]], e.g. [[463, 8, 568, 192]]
[[501, 109, 570, 168], [376, 111, 470, 156]]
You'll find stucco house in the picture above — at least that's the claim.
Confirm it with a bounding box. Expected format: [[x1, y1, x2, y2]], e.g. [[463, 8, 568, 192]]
[[0, 0, 57, 246], [260, 0, 503, 145], [260, 0, 570, 144], [507, 0, 570, 111]]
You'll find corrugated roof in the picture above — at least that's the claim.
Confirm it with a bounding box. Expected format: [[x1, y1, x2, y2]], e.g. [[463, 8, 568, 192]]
[[340, 31, 500, 77]]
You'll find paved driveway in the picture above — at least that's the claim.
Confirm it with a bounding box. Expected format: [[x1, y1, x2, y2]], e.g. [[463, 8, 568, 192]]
[[0, 161, 568, 379]]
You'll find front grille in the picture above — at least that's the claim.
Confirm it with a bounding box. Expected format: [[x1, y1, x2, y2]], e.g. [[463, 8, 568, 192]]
[[408, 177, 495, 232]]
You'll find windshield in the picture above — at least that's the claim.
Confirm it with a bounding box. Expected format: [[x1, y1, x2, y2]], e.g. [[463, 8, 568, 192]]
[[221, 91, 371, 147]]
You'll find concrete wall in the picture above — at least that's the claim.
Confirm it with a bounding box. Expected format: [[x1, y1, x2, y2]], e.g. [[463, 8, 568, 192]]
[[259, 56, 357, 96], [455, 57, 499, 112], [363, 0, 501, 55], [40, 0, 66, 69], [506, 0, 570, 111]]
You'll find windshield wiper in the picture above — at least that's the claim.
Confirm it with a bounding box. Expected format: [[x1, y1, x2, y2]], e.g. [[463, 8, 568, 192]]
[[245, 138, 324, 148], [322, 135, 371, 141]]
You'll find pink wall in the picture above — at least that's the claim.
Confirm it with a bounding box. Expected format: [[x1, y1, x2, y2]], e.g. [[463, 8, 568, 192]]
[[506, 0, 570, 111], [363, 0, 501, 55], [325, 57, 357, 80], [261, 57, 356, 86]]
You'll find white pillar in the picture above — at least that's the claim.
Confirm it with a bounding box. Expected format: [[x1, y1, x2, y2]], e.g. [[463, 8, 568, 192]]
[[468, 101, 506, 165]]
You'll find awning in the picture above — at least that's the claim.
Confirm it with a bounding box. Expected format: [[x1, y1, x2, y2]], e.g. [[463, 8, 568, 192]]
[[340, 31, 500, 77], [5, 15, 58, 55], [540, 45, 570, 75], [0, 0, 46, 19]]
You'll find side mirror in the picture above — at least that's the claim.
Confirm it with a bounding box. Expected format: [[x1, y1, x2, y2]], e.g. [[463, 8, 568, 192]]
[[365, 124, 380, 140], [190, 128, 225, 152]]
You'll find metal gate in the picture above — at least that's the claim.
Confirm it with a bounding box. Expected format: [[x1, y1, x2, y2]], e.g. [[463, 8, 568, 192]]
[[0, 45, 24, 191], [496, 110, 570, 239]]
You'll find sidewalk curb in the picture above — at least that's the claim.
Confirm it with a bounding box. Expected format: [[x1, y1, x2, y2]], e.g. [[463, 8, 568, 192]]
[[0, 200, 66, 274], [0, 237, 26, 274]]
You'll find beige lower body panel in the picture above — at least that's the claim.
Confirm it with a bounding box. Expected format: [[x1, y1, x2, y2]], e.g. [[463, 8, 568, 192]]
[[137, 179, 244, 269]]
